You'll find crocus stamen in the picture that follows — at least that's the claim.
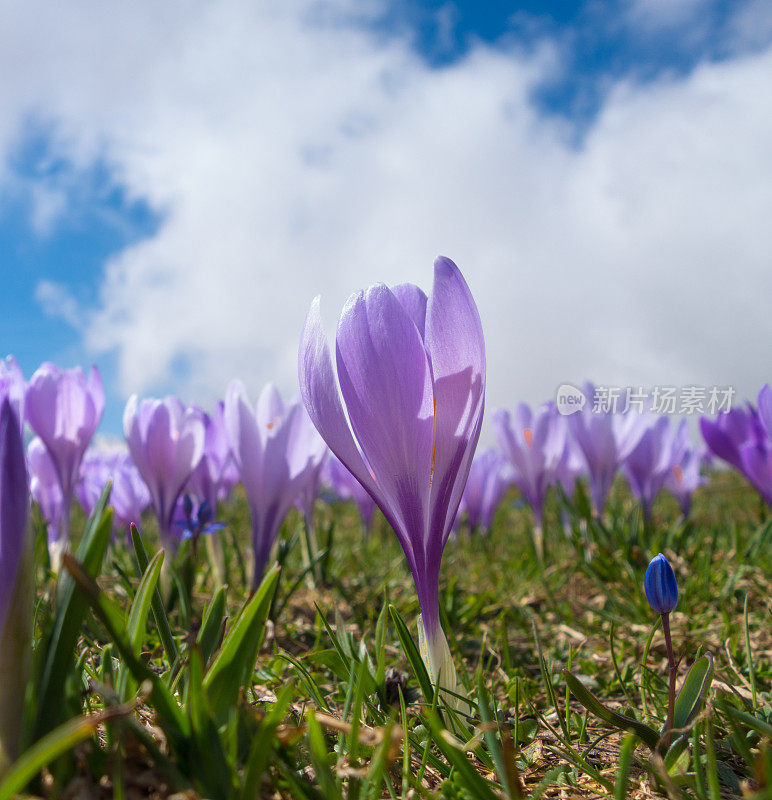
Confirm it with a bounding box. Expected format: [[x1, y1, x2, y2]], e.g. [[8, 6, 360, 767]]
[[524, 428, 533, 448], [673, 464, 684, 485]]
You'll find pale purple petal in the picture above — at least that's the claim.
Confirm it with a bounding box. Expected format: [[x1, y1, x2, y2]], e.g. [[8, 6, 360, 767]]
[[424, 257, 485, 556], [391, 283, 428, 339], [298, 297, 388, 510], [336, 284, 435, 556]]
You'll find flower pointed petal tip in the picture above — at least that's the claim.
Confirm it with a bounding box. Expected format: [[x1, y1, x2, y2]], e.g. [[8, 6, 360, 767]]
[[757, 383, 772, 434], [433, 255, 459, 274], [391, 283, 428, 338], [123, 394, 140, 437], [644, 553, 678, 615]]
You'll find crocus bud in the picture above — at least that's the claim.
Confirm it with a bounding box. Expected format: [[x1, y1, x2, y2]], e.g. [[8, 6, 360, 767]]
[[182, 492, 194, 522], [0, 398, 32, 776], [644, 553, 678, 615], [197, 500, 212, 527]]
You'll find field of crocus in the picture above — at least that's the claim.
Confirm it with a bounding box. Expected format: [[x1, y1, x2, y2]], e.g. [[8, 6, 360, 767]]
[[0, 258, 770, 799]]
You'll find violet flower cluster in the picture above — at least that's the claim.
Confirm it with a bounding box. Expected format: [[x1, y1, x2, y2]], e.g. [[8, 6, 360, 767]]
[[488, 386, 709, 536]]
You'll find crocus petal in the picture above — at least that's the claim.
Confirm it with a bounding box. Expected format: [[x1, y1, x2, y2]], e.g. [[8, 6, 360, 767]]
[[256, 383, 286, 432], [757, 384, 772, 437], [700, 416, 742, 470], [739, 442, 772, 506], [298, 296, 394, 519], [225, 380, 265, 507], [0, 357, 25, 423], [425, 257, 485, 548], [391, 283, 428, 340], [88, 366, 105, 426], [336, 284, 435, 550]]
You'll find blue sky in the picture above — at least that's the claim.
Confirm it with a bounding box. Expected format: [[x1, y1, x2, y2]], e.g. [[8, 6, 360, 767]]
[[1, 138, 159, 432], [2, 0, 771, 437]]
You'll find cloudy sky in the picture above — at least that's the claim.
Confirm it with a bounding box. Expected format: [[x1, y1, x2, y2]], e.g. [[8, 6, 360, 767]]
[[2, 0, 771, 437]]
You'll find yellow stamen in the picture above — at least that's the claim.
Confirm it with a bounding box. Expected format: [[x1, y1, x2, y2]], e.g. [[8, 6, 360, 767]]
[[524, 428, 533, 448]]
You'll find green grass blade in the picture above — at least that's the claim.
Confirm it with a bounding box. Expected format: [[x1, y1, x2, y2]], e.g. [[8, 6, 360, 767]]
[[127, 549, 164, 654], [32, 488, 113, 742], [306, 709, 342, 800], [1, 704, 132, 800], [196, 584, 227, 668], [388, 605, 433, 705], [562, 670, 660, 750], [60, 554, 190, 746], [185, 648, 234, 800], [241, 683, 295, 800], [614, 733, 637, 800], [423, 710, 500, 800], [476, 671, 521, 799], [673, 654, 713, 730], [130, 524, 179, 670], [203, 564, 280, 722]]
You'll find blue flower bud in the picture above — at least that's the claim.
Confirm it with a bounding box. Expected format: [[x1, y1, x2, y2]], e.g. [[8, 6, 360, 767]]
[[644, 553, 678, 614], [197, 500, 212, 527], [182, 493, 194, 523]]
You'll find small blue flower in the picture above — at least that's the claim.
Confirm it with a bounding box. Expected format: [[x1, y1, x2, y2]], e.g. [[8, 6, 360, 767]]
[[174, 494, 225, 541], [644, 553, 678, 614]]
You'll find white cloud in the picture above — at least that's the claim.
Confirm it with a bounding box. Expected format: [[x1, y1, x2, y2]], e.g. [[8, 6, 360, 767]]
[[3, 0, 772, 437], [626, 0, 712, 33], [34, 280, 81, 329]]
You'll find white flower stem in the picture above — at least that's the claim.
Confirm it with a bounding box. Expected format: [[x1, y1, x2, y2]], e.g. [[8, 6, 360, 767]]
[[417, 615, 469, 716]]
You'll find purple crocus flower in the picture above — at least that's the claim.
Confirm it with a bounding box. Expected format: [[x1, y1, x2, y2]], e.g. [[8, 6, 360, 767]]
[[186, 402, 239, 513], [701, 395, 772, 505], [623, 416, 688, 520], [27, 437, 67, 562], [664, 445, 706, 517], [123, 395, 205, 546], [298, 256, 485, 699], [0, 398, 31, 773], [25, 363, 104, 542], [224, 381, 323, 590], [77, 450, 152, 536], [735, 385, 772, 506], [494, 402, 566, 548], [323, 456, 377, 532], [567, 383, 648, 516], [456, 449, 512, 534]]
